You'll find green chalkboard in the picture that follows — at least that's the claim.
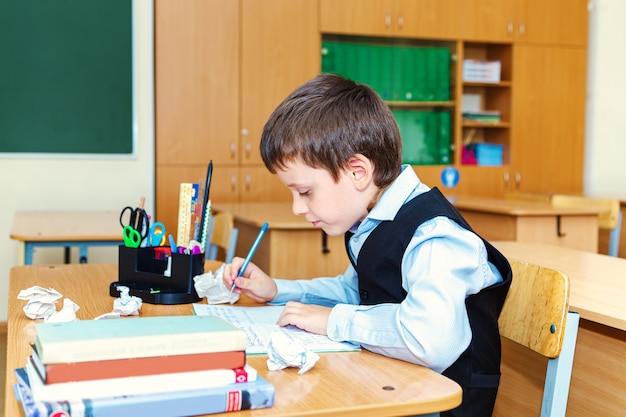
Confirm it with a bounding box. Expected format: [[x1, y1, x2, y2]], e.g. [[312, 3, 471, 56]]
[[0, 0, 133, 155]]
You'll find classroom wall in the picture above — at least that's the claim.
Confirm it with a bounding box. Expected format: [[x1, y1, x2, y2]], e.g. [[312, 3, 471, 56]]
[[584, 0, 626, 196], [0, 1, 154, 322], [0, 0, 624, 323]]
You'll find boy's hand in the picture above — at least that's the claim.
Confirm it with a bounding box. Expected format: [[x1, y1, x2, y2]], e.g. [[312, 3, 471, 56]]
[[223, 257, 277, 303], [276, 301, 331, 336]]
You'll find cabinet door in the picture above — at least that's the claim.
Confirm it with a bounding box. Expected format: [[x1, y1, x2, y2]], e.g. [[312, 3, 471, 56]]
[[155, 0, 239, 165], [321, 0, 461, 39], [395, 0, 461, 40], [417, 166, 510, 197], [511, 45, 586, 194], [240, 0, 320, 166], [320, 0, 394, 36], [463, 0, 588, 46], [462, 0, 515, 42], [515, 0, 588, 46], [238, 166, 292, 203]]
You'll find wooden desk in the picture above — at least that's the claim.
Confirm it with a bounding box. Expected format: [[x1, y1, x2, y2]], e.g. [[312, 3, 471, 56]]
[[6, 263, 462, 417], [490, 241, 626, 416], [448, 195, 604, 252], [213, 203, 348, 279], [10, 211, 122, 265]]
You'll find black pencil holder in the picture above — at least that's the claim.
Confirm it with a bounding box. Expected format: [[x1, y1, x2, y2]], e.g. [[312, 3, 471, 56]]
[[110, 245, 204, 304]]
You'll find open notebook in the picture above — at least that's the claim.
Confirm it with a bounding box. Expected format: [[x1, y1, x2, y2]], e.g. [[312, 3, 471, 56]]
[[193, 304, 360, 354]]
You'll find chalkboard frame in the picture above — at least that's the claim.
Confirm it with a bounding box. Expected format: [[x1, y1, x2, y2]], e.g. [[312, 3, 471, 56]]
[[0, 0, 143, 158]]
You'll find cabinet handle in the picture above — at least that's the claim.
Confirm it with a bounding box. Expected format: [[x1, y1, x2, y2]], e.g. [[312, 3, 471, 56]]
[[514, 172, 521, 189], [245, 141, 251, 159], [230, 174, 237, 192], [245, 172, 251, 191], [230, 141, 236, 159], [503, 171, 510, 188], [519, 22, 525, 36], [507, 20, 513, 34], [384, 13, 391, 28], [397, 13, 404, 28]]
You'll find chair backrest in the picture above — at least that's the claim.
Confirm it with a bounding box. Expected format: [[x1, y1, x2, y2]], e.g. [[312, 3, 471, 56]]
[[205, 211, 238, 263], [551, 194, 622, 257], [498, 260, 580, 417], [551, 194, 620, 229], [500, 260, 569, 358]]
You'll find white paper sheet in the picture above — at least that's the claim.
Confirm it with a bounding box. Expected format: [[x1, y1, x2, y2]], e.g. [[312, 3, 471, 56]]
[[193, 303, 360, 355]]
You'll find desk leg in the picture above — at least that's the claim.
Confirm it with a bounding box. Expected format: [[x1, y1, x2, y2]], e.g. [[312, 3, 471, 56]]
[[78, 245, 88, 263], [24, 242, 33, 265], [64, 247, 71, 263]]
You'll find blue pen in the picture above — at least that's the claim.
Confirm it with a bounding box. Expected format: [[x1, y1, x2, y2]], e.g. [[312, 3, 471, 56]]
[[168, 234, 177, 254], [230, 222, 269, 294]]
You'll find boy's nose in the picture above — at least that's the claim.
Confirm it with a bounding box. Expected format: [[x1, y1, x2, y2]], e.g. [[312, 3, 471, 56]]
[[292, 198, 308, 216]]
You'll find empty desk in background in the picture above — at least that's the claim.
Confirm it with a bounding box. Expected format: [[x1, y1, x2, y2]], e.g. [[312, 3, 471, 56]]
[[213, 203, 349, 279], [10, 211, 122, 265], [448, 195, 605, 253], [491, 241, 626, 417], [5, 262, 462, 417]]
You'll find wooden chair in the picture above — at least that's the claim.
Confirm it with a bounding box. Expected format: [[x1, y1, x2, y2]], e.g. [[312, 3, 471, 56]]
[[551, 194, 622, 257], [205, 212, 238, 263], [498, 260, 580, 417]]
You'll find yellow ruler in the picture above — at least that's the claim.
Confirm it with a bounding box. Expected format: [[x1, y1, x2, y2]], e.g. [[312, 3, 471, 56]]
[[176, 183, 198, 247]]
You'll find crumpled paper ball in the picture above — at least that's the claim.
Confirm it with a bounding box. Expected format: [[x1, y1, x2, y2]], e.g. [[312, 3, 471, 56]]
[[193, 264, 240, 305], [45, 298, 79, 322], [113, 285, 142, 316], [266, 330, 320, 374], [17, 286, 62, 320]]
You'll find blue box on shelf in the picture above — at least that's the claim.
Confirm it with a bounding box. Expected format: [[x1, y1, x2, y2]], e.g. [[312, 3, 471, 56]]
[[474, 143, 504, 166]]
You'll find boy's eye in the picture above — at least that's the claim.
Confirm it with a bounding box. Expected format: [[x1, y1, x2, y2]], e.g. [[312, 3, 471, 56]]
[[299, 190, 311, 197]]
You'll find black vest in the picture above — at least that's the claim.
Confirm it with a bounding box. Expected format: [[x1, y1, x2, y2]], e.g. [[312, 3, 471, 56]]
[[345, 187, 512, 417]]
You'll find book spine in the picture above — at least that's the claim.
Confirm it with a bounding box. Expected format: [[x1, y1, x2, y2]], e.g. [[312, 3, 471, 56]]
[[36, 349, 246, 384], [15, 368, 275, 417], [27, 359, 258, 403], [36, 329, 247, 364]]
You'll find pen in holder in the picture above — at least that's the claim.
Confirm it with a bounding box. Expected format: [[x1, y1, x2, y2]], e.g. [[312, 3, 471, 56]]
[[111, 245, 204, 304]]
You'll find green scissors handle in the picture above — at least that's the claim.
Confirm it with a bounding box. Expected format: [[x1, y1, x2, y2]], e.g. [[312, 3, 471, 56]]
[[123, 225, 142, 248]]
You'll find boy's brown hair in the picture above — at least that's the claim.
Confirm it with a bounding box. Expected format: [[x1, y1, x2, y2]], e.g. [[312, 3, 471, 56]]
[[260, 74, 402, 188]]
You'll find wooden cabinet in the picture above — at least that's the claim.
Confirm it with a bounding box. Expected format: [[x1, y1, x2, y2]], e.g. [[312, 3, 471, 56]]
[[155, 0, 317, 235], [510, 45, 587, 194], [462, 0, 588, 46], [320, 0, 461, 40], [240, 0, 320, 166], [155, 0, 239, 167], [319, 0, 588, 199]]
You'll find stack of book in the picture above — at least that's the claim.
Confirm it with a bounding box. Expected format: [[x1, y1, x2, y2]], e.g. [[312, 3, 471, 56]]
[[14, 315, 275, 417]]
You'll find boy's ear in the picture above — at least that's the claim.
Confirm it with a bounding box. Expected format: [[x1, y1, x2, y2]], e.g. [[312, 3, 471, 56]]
[[347, 154, 374, 189]]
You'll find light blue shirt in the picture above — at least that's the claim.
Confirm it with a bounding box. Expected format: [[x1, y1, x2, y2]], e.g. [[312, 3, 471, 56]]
[[272, 165, 503, 372]]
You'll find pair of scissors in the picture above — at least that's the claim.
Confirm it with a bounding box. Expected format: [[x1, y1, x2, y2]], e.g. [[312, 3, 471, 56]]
[[119, 206, 149, 248], [148, 222, 166, 246]]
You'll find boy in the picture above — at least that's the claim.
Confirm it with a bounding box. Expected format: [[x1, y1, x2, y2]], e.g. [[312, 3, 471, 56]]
[[224, 74, 512, 417]]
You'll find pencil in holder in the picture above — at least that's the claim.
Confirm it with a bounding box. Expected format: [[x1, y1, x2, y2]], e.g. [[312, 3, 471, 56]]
[[110, 245, 205, 304]]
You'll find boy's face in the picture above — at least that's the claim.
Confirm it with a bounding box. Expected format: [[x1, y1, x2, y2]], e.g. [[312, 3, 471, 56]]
[[275, 158, 375, 236]]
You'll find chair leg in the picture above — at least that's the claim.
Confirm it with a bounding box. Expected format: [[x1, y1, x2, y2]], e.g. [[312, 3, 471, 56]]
[[608, 211, 622, 257], [540, 311, 580, 417]]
